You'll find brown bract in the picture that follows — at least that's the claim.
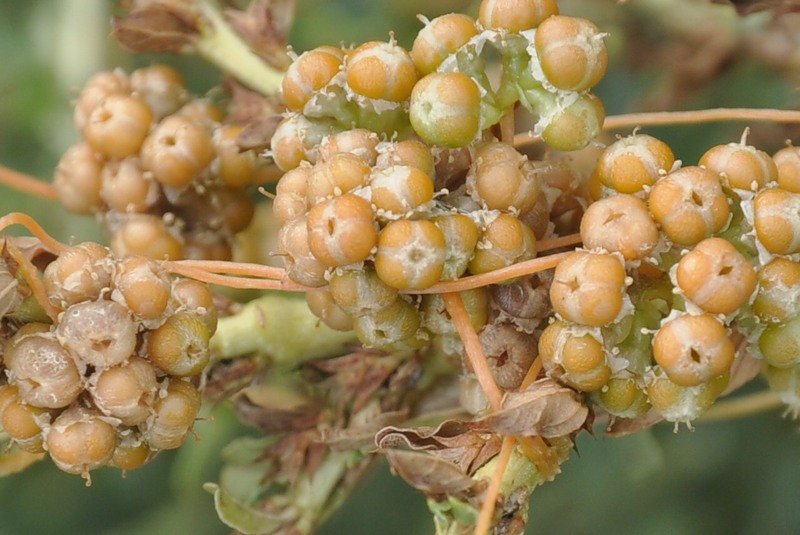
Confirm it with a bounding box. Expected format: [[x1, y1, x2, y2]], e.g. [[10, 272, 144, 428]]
[[113, 4, 199, 53]]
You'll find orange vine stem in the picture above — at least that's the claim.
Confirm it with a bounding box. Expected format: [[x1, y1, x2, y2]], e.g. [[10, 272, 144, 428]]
[[5, 243, 60, 322], [475, 436, 516, 535], [519, 357, 543, 391], [163, 261, 309, 292], [413, 251, 571, 295], [441, 292, 503, 411], [0, 164, 59, 201], [0, 213, 66, 254], [169, 259, 287, 280], [537, 233, 581, 252]]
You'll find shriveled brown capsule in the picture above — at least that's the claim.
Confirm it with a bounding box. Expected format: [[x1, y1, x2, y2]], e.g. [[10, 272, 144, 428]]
[[147, 313, 211, 377], [56, 300, 138, 369], [46, 407, 118, 478], [142, 379, 201, 450], [5, 331, 82, 409], [90, 356, 158, 426], [43, 241, 113, 308], [112, 255, 172, 323], [478, 322, 537, 389]]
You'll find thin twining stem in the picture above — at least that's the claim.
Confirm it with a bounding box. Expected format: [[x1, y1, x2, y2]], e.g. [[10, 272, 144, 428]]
[[0, 164, 59, 201], [513, 107, 800, 147], [0, 213, 66, 254], [5, 242, 60, 322], [537, 233, 581, 252], [164, 261, 308, 292], [169, 259, 286, 280], [416, 251, 571, 294], [475, 436, 516, 535], [442, 291, 503, 411]]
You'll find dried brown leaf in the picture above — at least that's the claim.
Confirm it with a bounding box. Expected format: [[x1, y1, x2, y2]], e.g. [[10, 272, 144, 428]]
[[477, 379, 589, 438], [376, 420, 501, 474], [224, 0, 294, 68], [113, 6, 198, 53], [383, 449, 484, 499]]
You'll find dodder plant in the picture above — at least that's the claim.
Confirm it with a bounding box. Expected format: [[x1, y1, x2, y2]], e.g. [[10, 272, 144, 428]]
[[2, 0, 800, 533]]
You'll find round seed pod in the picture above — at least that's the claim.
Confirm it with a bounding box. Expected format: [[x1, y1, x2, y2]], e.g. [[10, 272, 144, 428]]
[[345, 41, 418, 102], [759, 315, 800, 369], [46, 407, 118, 477], [580, 194, 660, 262], [753, 257, 800, 323], [431, 213, 480, 280], [53, 142, 105, 215], [318, 128, 381, 165], [73, 69, 130, 132], [306, 193, 378, 267], [147, 313, 211, 377], [375, 219, 447, 290], [370, 165, 435, 216], [277, 215, 328, 287], [110, 214, 184, 260], [593, 134, 674, 194], [328, 268, 399, 317], [2, 398, 47, 453], [305, 288, 354, 331], [112, 255, 172, 322], [410, 72, 481, 148], [773, 145, 800, 193], [282, 46, 344, 111], [140, 115, 215, 189], [467, 214, 537, 275], [593, 377, 650, 419], [43, 241, 113, 308], [550, 249, 627, 327], [648, 166, 730, 247], [141, 379, 201, 451], [270, 113, 336, 172], [307, 152, 371, 203], [763, 364, 800, 415], [410, 13, 479, 74], [100, 157, 160, 214], [539, 320, 611, 392], [753, 188, 800, 255], [273, 162, 312, 223], [535, 15, 608, 92], [90, 356, 158, 426], [375, 139, 435, 177], [540, 93, 605, 152], [130, 64, 187, 120], [468, 142, 540, 214], [653, 313, 734, 387], [56, 300, 138, 369], [675, 237, 756, 316], [700, 141, 777, 192], [109, 435, 152, 471], [478, 0, 559, 32], [645, 369, 728, 425], [170, 278, 218, 334], [420, 288, 489, 336], [84, 93, 153, 159], [353, 298, 421, 348], [213, 124, 258, 189], [5, 332, 82, 409]]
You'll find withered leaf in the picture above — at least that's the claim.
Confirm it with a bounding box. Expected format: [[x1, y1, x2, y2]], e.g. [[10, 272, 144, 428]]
[[376, 420, 500, 474], [383, 449, 483, 499], [224, 0, 294, 68], [477, 379, 588, 438], [605, 408, 664, 437], [113, 6, 198, 53]]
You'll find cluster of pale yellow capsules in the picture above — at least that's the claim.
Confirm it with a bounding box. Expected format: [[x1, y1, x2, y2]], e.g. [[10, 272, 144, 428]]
[[54, 64, 267, 261], [0, 242, 216, 482], [538, 131, 800, 425]]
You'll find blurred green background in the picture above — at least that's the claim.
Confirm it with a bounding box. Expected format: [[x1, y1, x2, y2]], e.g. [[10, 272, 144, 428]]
[[1, 1, 800, 534]]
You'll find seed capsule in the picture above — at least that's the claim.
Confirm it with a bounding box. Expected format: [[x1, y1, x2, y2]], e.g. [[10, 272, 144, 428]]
[[580, 194, 660, 262], [53, 142, 105, 215], [539, 320, 611, 392], [410, 72, 481, 148], [84, 93, 153, 159], [130, 64, 187, 120], [46, 407, 118, 478], [147, 313, 211, 377], [141, 379, 201, 451], [56, 300, 138, 369], [346, 41, 418, 102], [593, 134, 675, 195], [753, 257, 800, 323], [43, 241, 113, 308], [700, 141, 777, 192], [478, 0, 559, 32], [306, 194, 377, 267], [112, 255, 172, 322], [282, 46, 344, 111], [140, 115, 215, 188], [535, 15, 608, 92], [468, 215, 537, 275], [410, 13, 479, 74], [375, 219, 447, 290], [773, 145, 800, 193], [90, 356, 158, 425], [753, 188, 800, 255]]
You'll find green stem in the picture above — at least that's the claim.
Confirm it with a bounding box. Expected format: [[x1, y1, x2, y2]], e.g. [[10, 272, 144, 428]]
[[195, 0, 284, 96], [210, 294, 358, 364]]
